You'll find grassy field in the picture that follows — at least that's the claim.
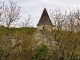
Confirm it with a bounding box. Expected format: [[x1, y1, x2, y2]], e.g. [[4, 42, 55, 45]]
[[0, 26, 36, 35]]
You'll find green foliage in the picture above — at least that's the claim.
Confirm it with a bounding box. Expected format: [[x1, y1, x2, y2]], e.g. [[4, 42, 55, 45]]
[[32, 44, 48, 60], [35, 44, 47, 53], [0, 27, 36, 36], [71, 54, 79, 60], [0, 26, 6, 35], [0, 47, 4, 59]]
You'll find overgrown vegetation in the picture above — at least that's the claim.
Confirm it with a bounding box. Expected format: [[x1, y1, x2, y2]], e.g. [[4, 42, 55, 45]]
[[0, 27, 80, 60], [0, 0, 80, 60]]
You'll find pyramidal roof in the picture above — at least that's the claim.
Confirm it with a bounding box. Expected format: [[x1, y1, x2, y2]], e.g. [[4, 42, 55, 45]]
[[37, 8, 53, 26]]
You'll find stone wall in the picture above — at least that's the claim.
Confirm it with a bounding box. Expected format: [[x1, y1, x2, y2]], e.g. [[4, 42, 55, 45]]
[[32, 28, 57, 49]]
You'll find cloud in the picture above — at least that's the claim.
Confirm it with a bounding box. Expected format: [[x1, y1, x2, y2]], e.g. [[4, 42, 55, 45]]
[[1, 0, 80, 27]]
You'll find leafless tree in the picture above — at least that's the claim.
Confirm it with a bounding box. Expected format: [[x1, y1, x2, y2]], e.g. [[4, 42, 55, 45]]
[[21, 15, 33, 27], [1, 1, 21, 34], [50, 7, 80, 32], [50, 8, 64, 30], [0, 2, 3, 26]]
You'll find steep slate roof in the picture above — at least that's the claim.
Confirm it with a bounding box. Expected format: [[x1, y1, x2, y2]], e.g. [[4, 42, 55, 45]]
[[37, 8, 53, 26]]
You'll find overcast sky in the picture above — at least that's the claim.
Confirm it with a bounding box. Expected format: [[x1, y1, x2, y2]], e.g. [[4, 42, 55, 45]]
[[1, 0, 80, 27]]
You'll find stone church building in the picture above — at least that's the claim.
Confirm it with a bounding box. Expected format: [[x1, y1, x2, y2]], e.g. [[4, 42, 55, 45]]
[[37, 8, 53, 32], [33, 8, 56, 47]]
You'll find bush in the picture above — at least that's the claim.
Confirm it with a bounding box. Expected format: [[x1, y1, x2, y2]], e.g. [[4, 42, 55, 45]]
[[32, 44, 48, 60], [0, 47, 4, 59]]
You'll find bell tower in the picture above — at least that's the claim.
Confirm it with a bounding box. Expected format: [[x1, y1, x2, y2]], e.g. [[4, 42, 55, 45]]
[[37, 8, 53, 32]]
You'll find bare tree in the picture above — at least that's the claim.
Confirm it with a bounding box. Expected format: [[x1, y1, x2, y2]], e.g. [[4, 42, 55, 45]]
[[0, 2, 3, 26], [50, 7, 80, 32], [2, 1, 21, 34], [50, 8, 64, 30], [21, 15, 33, 28]]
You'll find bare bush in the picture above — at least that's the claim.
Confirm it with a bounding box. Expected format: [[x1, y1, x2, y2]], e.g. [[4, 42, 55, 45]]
[[50, 7, 80, 32]]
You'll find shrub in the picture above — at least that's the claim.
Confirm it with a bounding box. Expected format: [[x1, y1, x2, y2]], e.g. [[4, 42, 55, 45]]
[[32, 44, 48, 60], [0, 47, 4, 59]]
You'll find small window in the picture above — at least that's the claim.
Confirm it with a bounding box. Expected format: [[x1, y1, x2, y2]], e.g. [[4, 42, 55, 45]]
[[43, 27, 44, 30]]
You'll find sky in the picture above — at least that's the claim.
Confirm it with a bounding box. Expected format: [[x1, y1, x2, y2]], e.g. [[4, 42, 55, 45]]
[[0, 0, 80, 27]]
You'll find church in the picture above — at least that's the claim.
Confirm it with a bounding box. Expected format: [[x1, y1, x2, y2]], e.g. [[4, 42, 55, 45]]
[[32, 8, 55, 47], [37, 8, 53, 32]]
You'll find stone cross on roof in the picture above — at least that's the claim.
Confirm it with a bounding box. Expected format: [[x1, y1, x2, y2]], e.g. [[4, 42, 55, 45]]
[[37, 8, 53, 26]]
